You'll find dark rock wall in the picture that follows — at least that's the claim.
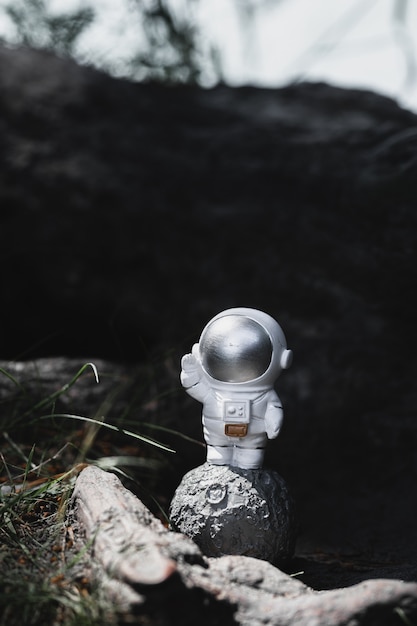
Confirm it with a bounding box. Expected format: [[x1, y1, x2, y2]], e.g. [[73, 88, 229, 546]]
[[1, 44, 417, 583], [1, 45, 416, 362]]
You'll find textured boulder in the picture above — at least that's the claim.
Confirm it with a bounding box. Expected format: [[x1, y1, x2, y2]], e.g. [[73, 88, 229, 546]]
[[169, 463, 296, 566]]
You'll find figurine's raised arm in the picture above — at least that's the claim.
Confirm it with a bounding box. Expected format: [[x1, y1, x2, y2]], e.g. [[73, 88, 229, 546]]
[[180, 351, 199, 386], [180, 344, 210, 402]]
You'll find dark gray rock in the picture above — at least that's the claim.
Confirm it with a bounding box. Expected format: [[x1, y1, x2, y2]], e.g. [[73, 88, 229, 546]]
[[1, 43, 417, 379], [169, 463, 296, 567]]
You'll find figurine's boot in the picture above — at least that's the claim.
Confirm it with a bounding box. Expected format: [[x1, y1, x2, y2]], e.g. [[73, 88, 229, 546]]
[[233, 446, 265, 470], [207, 445, 233, 465]]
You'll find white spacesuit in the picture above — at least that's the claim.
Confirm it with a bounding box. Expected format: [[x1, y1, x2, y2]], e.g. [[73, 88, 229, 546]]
[[180, 307, 292, 470]]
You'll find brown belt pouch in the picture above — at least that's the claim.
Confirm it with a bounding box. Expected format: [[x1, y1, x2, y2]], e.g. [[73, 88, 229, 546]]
[[224, 423, 248, 437]]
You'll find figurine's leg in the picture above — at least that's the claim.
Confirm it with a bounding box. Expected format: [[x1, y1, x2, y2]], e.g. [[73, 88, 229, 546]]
[[231, 422, 268, 469], [233, 446, 265, 470], [206, 444, 234, 465], [203, 417, 233, 465]]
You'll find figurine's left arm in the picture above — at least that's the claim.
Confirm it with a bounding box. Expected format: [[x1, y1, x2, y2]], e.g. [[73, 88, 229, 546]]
[[264, 391, 284, 439]]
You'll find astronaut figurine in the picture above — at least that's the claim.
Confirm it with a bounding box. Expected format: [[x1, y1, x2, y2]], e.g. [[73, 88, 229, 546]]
[[180, 307, 292, 470]]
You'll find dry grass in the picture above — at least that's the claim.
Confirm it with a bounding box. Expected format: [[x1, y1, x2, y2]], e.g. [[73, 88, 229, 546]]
[[0, 360, 189, 625]]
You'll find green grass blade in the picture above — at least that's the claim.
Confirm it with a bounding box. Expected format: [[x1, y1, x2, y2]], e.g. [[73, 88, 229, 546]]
[[26, 362, 100, 416], [40, 413, 176, 453], [141, 421, 205, 447], [0, 367, 28, 395]]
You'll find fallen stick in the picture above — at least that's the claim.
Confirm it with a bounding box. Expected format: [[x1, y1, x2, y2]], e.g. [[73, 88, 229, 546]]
[[71, 466, 417, 626], [71, 465, 178, 586]]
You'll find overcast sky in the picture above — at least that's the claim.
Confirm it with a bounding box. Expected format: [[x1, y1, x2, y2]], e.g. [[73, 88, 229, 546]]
[[1, 0, 416, 112]]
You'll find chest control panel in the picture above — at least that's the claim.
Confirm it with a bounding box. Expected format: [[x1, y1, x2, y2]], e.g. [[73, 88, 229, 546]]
[[222, 400, 251, 423]]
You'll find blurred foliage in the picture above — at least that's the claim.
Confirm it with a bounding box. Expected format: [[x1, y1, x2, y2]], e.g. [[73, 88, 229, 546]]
[[0, 0, 95, 56], [127, 0, 215, 84], [0, 0, 414, 89], [0, 0, 220, 84]]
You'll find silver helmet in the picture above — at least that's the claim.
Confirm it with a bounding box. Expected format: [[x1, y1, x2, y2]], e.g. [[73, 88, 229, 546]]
[[198, 308, 292, 386], [199, 315, 273, 383]]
